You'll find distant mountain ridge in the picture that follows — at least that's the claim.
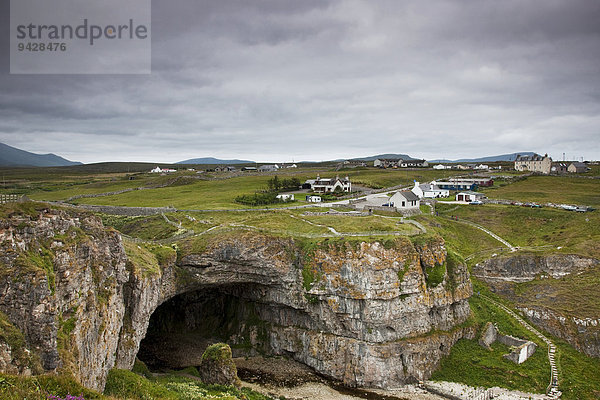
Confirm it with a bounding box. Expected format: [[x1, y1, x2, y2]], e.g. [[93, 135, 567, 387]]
[[428, 152, 537, 163], [352, 153, 413, 161], [177, 157, 254, 165], [0, 142, 82, 167]]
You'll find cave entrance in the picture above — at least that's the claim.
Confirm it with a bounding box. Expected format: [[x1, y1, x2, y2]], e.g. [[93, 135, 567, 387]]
[[137, 284, 271, 370]]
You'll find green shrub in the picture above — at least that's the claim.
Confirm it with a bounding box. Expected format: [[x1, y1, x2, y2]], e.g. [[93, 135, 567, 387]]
[[425, 262, 446, 288]]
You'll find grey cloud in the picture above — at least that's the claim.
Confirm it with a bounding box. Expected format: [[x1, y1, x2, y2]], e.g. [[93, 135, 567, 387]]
[[1, 0, 599, 162]]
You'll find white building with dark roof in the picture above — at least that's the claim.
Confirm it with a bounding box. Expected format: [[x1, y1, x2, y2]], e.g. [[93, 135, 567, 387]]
[[389, 190, 421, 212], [307, 175, 352, 193], [411, 181, 449, 199]]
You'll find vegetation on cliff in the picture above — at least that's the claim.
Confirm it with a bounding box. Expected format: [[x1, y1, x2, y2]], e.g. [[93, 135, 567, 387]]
[[433, 278, 600, 400]]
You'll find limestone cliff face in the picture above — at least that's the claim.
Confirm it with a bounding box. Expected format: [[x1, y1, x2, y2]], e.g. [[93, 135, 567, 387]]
[[474, 254, 600, 358], [0, 204, 473, 391], [473, 254, 598, 282], [0, 205, 128, 390]]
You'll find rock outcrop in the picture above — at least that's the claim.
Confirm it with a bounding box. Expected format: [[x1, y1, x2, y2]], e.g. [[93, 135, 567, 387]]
[[473, 254, 598, 283], [199, 343, 241, 387], [0, 203, 128, 390], [0, 203, 473, 391]]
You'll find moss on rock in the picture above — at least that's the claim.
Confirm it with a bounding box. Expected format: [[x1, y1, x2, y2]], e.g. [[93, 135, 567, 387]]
[[199, 343, 241, 388]]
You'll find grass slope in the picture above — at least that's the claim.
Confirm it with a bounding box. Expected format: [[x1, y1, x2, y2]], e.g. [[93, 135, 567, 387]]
[[433, 279, 600, 400], [482, 175, 600, 207]]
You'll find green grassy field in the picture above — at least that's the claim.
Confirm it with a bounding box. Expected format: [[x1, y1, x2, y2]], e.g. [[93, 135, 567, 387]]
[[100, 209, 420, 243], [482, 175, 600, 207], [415, 214, 509, 266], [433, 203, 600, 259]]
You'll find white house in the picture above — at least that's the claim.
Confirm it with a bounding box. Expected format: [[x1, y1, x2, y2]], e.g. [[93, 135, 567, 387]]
[[276, 194, 294, 202], [475, 164, 490, 170], [389, 190, 421, 212], [411, 181, 449, 199], [307, 175, 352, 193], [306, 195, 322, 203], [433, 164, 451, 170], [455, 191, 486, 202], [150, 166, 176, 173], [258, 164, 279, 172]]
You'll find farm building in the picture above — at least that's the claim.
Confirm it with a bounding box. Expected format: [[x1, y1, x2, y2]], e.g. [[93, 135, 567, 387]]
[[568, 162, 588, 173], [456, 191, 486, 202]]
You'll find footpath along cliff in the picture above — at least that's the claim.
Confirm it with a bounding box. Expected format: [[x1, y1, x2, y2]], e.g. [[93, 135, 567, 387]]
[[0, 203, 473, 391]]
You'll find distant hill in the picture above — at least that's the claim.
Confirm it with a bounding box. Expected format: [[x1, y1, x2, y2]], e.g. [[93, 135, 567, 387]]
[[0, 142, 82, 167], [429, 152, 537, 163], [177, 157, 254, 165], [352, 153, 413, 161]]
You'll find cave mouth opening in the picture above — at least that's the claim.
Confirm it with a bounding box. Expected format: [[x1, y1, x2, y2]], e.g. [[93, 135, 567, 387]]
[[136, 283, 274, 371]]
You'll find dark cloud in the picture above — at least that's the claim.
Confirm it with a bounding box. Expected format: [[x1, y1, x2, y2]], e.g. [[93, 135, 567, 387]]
[[1, 0, 599, 162]]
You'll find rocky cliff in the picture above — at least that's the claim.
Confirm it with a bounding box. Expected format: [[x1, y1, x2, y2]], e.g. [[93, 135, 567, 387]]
[[0, 203, 473, 391], [0, 203, 128, 390], [474, 254, 600, 358]]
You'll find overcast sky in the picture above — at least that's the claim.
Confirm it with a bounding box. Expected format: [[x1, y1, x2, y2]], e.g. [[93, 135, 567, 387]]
[[1, 0, 599, 163]]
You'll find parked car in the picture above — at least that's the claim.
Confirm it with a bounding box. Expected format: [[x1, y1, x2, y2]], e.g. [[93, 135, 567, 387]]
[[531, 203, 542, 208], [560, 204, 577, 211], [575, 206, 588, 213], [469, 200, 483, 205]]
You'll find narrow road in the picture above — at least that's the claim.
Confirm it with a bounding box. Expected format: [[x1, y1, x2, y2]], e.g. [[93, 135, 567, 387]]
[[478, 294, 561, 399]]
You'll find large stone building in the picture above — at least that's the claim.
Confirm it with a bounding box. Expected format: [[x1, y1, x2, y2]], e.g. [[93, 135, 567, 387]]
[[514, 154, 552, 174]]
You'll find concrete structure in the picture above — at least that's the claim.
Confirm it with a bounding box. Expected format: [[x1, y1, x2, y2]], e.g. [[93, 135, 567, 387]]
[[514, 153, 552, 174], [478, 322, 537, 364], [306, 175, 351, 193], [456, 191, 486, 202], [568, 162, 588, 173], [411, 181, 449, 199]]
